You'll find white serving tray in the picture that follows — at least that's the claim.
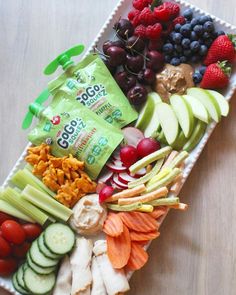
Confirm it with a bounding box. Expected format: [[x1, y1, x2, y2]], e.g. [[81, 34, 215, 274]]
[[1, 0, 236, 294]]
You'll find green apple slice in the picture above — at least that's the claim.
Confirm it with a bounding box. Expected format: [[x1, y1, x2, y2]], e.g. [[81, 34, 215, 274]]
[[170, 94, 194, 138], [206, 90, 229, 117], [183, 120, 207, 152], [143, 93, 162, 137], [172, 131, 188, 151], [156, 102, 179, 145], [135, 92, 161, 130], [182, 95, 210, 124], [187, 88, 221, 123]]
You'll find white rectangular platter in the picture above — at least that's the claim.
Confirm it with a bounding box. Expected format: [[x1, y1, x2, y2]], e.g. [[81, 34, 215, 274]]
[[1, 0, 236, 294]]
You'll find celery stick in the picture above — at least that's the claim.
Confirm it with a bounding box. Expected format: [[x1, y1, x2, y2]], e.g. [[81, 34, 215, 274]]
[[146, 168, 181, 193], [24, 163, 33, 172], [22, 185, 72, 222], [129, 146, 172, 174], [14, 187, 22, 194], [106, 202, 142, 212], [136, 204, 154, 213], [3, 188, 49, 225], [0, 199, 35, 222], [128, 158, 164, 189], [168, 151, 189, 169], [148, 197, 179, 206]]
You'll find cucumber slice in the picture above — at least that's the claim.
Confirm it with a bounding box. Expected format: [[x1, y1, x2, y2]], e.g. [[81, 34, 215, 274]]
[[23, 267, 56, 295], [27, 253, 56, 275], [38, 234, 62, 260], [12, 273, 29, 295], [44, 223, 75, 255], [30, 241, 59, 268], [16, 264, 27, 291]]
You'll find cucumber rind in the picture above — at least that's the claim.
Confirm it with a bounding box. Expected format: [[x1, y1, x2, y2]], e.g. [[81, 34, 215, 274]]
[[16, 265, 28, 291], [30, 241, 59, 268], [44, 223, 75, 255], [38, 234, 62, 260], [27, 253, 56, 275], [12, 273, 29, 295]]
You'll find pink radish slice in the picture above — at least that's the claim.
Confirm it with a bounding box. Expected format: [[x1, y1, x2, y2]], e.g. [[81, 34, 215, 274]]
[[106, 161, 127, 173], [122, 127, 144, 147], [96, 182, 107, 194], [128, 167, 146, 178], [110, 179, 122, 190], [118, 172, 137, 184], [98, 170, 113, 184], [112, 174, 128, 189]]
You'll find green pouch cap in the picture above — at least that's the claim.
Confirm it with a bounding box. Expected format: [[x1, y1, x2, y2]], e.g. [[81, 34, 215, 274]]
[[47, 53, 138, 128]]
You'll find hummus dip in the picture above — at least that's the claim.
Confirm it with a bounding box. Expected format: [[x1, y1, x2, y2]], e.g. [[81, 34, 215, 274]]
[[70, 194, 107, 235], [155, 64, 194, 102]]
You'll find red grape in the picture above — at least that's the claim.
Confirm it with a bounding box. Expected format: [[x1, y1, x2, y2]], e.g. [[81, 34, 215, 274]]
[[137, 138, 161, 158], [99, 186, 114, 203], [120, 145, 138, 167]]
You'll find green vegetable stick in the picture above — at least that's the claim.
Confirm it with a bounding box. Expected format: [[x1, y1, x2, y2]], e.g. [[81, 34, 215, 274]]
[[106, 202, 143, 212], [148, 197, 179, 206], [146, 168, 181, 193], [168, 151, 189, 169], [22, 185, 72, 222], [129, 146, 172, 174], [128, 158, 164, 189], [136, 204, 154, 213]]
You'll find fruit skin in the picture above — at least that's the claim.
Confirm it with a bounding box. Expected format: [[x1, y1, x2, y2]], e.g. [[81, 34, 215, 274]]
[[0, 237, 11, 258], [113, 19, 134, 39], [127, 85, 147, 105], [1, 220, 26, 245], [133, 0, 151, 11], [106, 46, 126, 67], [0, 212, 14, 225], [137, 138, 161, 158], [139, 7, 157, 26], [126, 36, 145, 53], [146, 50, 164, 72], [173, 16, 186, 26], [153, 5, 171, 22], [99, 186, 114, 203], [146, 23, 162, 40], [126, 54, 144, 73], [22, 223, 42, 241], [0, 258, 17, 277], [193, 71, 203, 84], [137, 68, 156, 85], [162, 2, 180, 20], [115, 71, 136, 93], [120, 145, 138, 167], [204, 35, 236, 65], [200, 61, 231, 89], [134, 24, 147, 38], [12, 241, 31, 259]]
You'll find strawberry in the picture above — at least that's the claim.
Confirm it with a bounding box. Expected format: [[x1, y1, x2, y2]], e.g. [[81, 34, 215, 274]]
[[200, 61, 231, 89], [204, 35, 236, 65]]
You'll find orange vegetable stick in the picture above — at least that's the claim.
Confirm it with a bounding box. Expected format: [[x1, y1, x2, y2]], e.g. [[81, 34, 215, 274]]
[[126, 242, 148, 271], [149, 206, 168, 219], [169, 203, 188, 211], [107, 224, 131, 269], [130, 230, 160, 241], [105, 184, 146, 202], [103, 212, 124, 237], [161, 150, 178, 170], [118, 212, 158, 233]]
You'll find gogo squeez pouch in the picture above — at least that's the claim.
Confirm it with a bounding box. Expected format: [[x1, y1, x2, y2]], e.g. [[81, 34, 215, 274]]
[[47, 53, 138, 128], [27, 92, 123, 180]]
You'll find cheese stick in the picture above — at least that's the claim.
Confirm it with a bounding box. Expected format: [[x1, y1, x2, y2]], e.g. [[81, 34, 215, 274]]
[[105, 184, 146, 202], [53, 255, 72, 295], [91, 257, 107, 295], [161, 151, 178, 170]]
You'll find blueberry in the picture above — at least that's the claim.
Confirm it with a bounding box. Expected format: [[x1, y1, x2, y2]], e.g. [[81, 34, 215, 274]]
[[203, 21, 214, 32], [163, 43, 174, 54], [198, 38, 204, 45], [191, 55, 201, 63], [183, 9, 193, 20], [175, 24, 181, 32], [199, 45, 208, 56], [165, 55, 171, 63], [193, 25, 203, 35], [199, 15, 212, 24], [183, 49, 192, 57], [203, 32, 211, 40], [180, 56, 187, 63], [173, 33, 183, 44], [170, 57, 181, 66], [205, 38, 213, 47], [172, 51, 179, 57], [170, 32, 176, 41], [190, 31, 197, 41], [195, 17, 202, 24], [190, 41, 200, 52], [190, 18, 198, 28], [199, 65, 207, 75], [192, 71, 203, 84], [216, 30, 225, 36], [180, 24, 192, 37], [174, 44, 183, 53], [182, 38, 191, 49]]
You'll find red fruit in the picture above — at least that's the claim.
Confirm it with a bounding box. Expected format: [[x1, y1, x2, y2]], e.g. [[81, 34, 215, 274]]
[[1, 220, 26, 245], [22, 224, 42, 241], [173, 16, 186, 26], [163, 2, 180, 19], [12, 241, 31, 259], [148, 39, 164, 51], [200, 61, 231, 89], [146, 50, 164, 72], [0, 237, 11, 258], [128, 9, 140, 21], [204, 35, 236, 65], [161, 22, 174, 38], [0, 258, 17, 277], [153, 6, 171, 22], [137, 138, 161, 158], [99, 186, 114, 203], [120, 145, 138, 167], [146, 23, 162, 40], [134, 24, 147, 38], [133, 0, 151, 11], [139, 7, 157, 26], [0, 212, 14, 225]]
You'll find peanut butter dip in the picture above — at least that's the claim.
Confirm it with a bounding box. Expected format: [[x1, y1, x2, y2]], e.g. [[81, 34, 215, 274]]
[[155, 64, 194, 102]]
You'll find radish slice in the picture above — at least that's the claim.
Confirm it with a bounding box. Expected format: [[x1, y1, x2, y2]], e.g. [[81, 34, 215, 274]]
[[110, 179, 122, 190], [98, 170, 113, 184], [129, 167, 146, 178], [118, 172, 137, 184], [96, 182, 107, 194], [106, 161, 127, 173], [112, 174, 128, 189], [122, 127, 144, 147]]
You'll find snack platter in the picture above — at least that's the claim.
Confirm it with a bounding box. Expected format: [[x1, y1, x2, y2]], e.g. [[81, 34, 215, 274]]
[[0, 0, 236, 294]]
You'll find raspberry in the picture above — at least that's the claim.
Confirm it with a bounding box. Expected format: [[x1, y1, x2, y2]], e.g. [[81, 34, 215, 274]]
[[164, 2, 180, 19], [132, 0, 150, 11], [161, 22, 174, 38], [139, 7, 157, 25], [148, 39, 164, 51], [153, 5, 171, 22], [134, 24, 147, 38], [173, 16, 186, 26], [128, 9, 140, 21], [146, 23, 162, 40]]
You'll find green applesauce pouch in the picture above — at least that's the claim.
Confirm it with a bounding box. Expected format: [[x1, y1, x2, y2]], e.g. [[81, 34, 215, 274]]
[[47, 53, 138, 128], [24, 90, 123, 179]]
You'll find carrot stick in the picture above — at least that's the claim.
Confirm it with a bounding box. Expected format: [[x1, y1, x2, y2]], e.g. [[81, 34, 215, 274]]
[[130, 230, 160, 241], [169, 203, 188, 211], [170, 175, 183, 194], [161, 151, 178, 170], [103, 212, 123, 237], [149, 206, 168, 219], [126, 242, 148, 271], [105, 184, 146, 203]]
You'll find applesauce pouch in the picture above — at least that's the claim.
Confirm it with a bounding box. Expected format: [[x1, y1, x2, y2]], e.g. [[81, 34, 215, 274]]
[[27, 93, 123, 179], [47, 53, 138, 128]]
